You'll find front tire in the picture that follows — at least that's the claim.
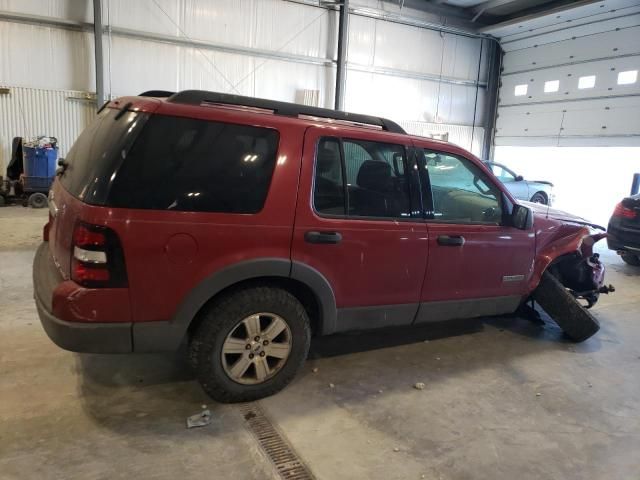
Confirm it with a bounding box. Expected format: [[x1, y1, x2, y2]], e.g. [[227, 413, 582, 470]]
[[533, 271, 600, 342], [190, 286, 311, 403], [621, 253, 640, 266]]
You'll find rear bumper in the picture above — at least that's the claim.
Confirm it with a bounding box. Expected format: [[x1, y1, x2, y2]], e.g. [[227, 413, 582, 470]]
[[33, 242, 133, 353], [35, 292, 133, 353], [607, 221, 640, 253]]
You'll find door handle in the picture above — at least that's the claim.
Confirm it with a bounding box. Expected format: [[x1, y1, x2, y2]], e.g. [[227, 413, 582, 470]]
[[437, 235, 465, 247], [305, 231, 342, 244]]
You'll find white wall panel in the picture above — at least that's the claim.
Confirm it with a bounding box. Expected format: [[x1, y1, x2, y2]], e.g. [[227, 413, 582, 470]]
[[108, 36, 333, 106], [0, 22, 94, 91], [0, 85, 95, 172], [401, 120, 484, 156], [0, 0, 92, 22], [105, 0, 335, 60], [345, 69, 484, 125], [348, 14, 486, 82]]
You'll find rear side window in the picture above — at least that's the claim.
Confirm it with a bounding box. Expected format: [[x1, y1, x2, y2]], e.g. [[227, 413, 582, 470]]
[[313, 137, 414, 219], [108, 115, 279, 213]]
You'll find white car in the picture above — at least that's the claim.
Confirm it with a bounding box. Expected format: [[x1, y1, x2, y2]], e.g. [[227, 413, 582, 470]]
[[484, 161, 555, 206]]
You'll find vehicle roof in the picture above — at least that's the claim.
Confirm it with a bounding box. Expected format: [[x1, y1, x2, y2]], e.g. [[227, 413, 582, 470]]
[[107, 91, 474, 159]]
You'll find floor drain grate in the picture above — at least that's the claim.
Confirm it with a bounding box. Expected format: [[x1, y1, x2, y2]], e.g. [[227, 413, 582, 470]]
[[237, 403, 315, 480]]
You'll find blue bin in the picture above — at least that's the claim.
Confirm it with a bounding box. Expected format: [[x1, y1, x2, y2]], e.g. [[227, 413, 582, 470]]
[[23, 145, 58, 192]]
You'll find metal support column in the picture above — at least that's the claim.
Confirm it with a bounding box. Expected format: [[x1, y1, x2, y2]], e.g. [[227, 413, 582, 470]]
[[482, 40, 502, 161], [93, 0, 105, 109], [334, 0, 349, 111]]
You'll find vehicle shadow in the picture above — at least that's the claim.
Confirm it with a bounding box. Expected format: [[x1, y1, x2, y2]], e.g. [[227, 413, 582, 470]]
[[74, 308, 603, 434]]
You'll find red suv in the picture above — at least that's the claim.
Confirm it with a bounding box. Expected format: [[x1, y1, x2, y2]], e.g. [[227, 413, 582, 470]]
[[34, 91, 609, 402]]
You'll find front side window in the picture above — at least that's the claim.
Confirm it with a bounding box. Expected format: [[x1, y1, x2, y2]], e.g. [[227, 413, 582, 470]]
[[313, 137, 413, 219], [423, 150, 502, 224], [108, 115, 279, 213]]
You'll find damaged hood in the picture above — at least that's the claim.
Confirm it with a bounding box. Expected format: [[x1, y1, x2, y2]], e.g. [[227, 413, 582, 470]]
[[519, 201, 605, 230]]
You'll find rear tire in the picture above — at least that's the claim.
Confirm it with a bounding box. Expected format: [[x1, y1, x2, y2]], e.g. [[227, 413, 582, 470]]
[[621, 253, 640, 266], [533, 271, 600, 342], [530, 192, 547, 204], [190, 286, 311, 403]]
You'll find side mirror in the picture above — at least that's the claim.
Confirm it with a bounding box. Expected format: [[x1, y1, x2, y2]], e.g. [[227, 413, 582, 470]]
[[512, 204, 533, 230], [515, 175, 524, 181]]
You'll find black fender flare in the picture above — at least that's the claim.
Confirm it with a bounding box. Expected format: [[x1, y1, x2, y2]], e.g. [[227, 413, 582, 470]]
[[291, 261, 337, 336], [132, 258, 337, 352]]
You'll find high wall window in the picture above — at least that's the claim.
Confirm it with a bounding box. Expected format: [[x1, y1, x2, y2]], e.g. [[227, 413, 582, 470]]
[[544, 80, 559, 93], [514, 84, 528, 96], [578, 75, 596, 89], [618, 70, 638, 85]]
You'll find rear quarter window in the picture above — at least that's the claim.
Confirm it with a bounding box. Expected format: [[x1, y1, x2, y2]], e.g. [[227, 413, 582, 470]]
[[108, 115, 279, 213]]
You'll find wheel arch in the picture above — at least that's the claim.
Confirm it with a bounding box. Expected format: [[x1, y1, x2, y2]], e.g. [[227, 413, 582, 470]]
[[132, 259, 337, 352], [530, 190, 548, 203]]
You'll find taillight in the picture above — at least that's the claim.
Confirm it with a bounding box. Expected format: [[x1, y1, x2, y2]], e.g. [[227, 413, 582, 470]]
[[613, 202, 637, 219], [71, 222, 127, 288]]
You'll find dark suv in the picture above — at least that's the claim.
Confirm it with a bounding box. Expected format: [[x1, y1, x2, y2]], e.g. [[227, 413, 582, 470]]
[[34, 91, 608, 402]]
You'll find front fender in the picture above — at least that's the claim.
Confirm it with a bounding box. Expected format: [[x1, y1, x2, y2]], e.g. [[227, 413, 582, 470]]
[[529, 226, 606, 292]]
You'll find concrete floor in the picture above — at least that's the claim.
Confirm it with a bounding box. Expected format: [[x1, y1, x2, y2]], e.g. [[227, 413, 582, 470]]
[[1, 205, 639, 480]]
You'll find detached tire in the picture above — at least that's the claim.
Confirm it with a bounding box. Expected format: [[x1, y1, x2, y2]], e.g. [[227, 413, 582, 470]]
[[621, 253, 640, 266], [533, 271, 600, 342], [190, 286, 311, 403]]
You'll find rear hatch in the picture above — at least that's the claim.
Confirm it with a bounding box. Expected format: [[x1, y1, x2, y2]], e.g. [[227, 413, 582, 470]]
[[48, 105, 149, 278]]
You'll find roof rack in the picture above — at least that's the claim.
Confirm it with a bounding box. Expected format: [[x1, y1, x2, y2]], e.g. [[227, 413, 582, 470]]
[[161, 90, 406, 135]]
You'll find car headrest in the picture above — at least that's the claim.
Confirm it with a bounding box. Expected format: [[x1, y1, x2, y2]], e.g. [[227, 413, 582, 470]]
[[357, 160, 392, 191], [317, 147, 339, 174]]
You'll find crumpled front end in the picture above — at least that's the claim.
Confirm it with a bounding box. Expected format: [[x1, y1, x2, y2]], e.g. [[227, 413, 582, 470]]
[[545, 231, 614, 308]]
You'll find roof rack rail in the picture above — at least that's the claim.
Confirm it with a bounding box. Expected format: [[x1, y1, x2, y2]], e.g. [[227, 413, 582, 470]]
[[139, 90, 175, 97], [165, 90, 406, 135]]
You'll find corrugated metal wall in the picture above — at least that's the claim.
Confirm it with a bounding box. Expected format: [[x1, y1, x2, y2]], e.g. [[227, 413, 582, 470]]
[[0, 0, 490, 171], [0, 86, 96, 170], [401, 120, 485, 155], [486, 0, 640, 147]]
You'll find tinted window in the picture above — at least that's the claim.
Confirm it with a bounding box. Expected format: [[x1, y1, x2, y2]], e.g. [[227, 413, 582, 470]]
[[108, 115, 279, 213], [423, 151, 502, 224], [314, 138, 346, 216], [60, 108, 145, 203], [313, 137, 413, 219]]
